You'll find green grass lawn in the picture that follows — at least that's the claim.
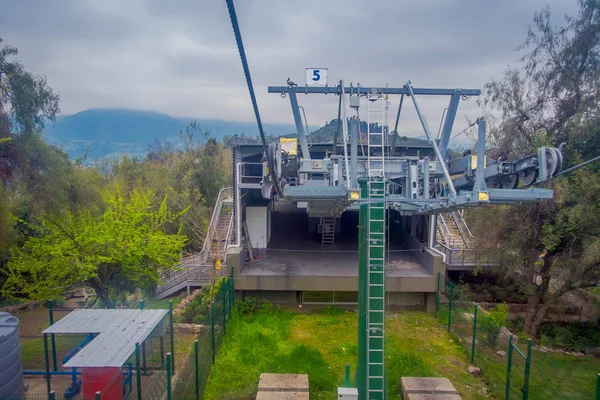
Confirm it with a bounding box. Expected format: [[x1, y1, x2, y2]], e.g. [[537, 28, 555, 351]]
[[146, 295, 183, 310], [203, 309, 490, 400]]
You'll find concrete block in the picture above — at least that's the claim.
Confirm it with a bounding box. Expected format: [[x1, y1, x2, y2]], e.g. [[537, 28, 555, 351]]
[[256, 392, 309, 400], [407, 394, 463, 400], [257, 373, 309, 392], [401, 377, 459, 397]]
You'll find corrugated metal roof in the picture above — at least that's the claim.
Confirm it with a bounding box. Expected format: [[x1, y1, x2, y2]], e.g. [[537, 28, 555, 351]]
[[43, 309, 168, 368]]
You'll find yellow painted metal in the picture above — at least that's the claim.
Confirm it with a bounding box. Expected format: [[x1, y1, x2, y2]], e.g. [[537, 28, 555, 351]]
[[280, 137, 297, 155]]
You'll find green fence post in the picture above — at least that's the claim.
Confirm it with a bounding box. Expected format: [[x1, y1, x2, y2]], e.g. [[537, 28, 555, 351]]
[[169, 300, 175, 373], [140, 300, 146, 372], [447, 281, 454, 332], [231, 268, 235, 309], [194, 340, 200, 400], [435, 272, 440, 318], [523, 338, 532, 400], [229, 275, 233, 315], [135, 342, 142, 400], [48, 391, 55, 400], [222, 282, 227, 334], [211, 302, 215, 363], [48, 300, 57, 371], [505, 335, 514, 400], [166, 353, 172, 400], [95, 391, 101, 400], [471, 304, 478, 363], [595, 373, 600, 400], [345, 364, 350, 388], [223, 279, 228, 326], [44, 333, 51, 394]]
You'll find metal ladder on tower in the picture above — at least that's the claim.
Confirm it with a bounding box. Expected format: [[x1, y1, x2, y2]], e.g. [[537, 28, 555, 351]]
[[366, 91, 386, 399], [321, 216, 336, 245]]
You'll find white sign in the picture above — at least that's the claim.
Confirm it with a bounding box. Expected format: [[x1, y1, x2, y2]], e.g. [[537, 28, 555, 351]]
[[305, 68, 328, 85]]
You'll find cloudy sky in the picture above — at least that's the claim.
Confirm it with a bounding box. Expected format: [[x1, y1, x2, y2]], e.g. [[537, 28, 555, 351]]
[[0, 0, 579, 138]]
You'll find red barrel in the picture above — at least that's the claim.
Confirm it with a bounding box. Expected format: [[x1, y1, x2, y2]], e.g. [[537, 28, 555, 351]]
[[81, 367, 123, 400]]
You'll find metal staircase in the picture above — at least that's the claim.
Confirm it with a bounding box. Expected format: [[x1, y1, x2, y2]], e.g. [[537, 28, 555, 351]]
[[436, 211, 472, 249], [320, 216, 336, 245], [209, 202, 234, 262], [154, 187, 234, 299], [366, 92, 386, 400], [436, 211, 481, 270]]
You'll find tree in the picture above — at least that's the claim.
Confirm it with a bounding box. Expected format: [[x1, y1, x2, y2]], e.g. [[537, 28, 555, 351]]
[[2, 186, 189, 308], [0, 38, 64, 293], [470, 0, 600, 336], [0, 38, 60, 134]]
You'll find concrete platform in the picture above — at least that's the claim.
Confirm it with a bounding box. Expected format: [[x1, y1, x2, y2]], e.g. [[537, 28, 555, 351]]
[[256, 373, 309, 400], [401, 377, 460, 398], [243, 249, 430, 278]]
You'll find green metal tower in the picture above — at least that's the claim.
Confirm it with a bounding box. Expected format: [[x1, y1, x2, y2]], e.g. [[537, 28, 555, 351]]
[[356, 92, 388, 399]]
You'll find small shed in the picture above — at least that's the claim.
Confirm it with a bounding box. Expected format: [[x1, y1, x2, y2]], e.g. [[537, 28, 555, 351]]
[[43, 309, 169, 399]]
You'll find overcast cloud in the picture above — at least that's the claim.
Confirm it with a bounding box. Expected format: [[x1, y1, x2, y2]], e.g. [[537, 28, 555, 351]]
[[0, 0, 579, 138]]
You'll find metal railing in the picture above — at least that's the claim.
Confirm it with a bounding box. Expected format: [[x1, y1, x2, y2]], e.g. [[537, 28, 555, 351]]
[[156, 187, 233, 295], [200, 187, 233, 264], [237, 162, 263, 185], [437, 212, 472, 249], [437, 242, 477, 267], [437, 213, 451, 247], [449, 211, 474, 248]]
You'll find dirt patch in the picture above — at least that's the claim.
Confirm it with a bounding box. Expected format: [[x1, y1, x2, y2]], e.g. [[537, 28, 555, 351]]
[[24, 375, 75, 397]]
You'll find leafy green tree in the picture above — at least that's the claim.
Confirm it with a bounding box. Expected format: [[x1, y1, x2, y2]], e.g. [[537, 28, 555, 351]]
[[0, 38, 64, 292], [0, 37, 59, 134], [470, 0, 600, 336], [2, 187, 189, 308]]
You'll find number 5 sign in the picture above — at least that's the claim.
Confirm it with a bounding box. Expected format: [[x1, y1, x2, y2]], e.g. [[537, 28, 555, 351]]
[[305, 68, 328, 85]]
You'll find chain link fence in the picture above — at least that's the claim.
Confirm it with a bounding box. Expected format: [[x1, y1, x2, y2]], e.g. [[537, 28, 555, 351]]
[[436, 273, 600, 400], [173, 270, 234, 400]]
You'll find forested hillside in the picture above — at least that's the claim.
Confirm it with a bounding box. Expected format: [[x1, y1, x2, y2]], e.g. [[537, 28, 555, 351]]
[[0, 38, 231, 307], [467, 0, 600, 336]]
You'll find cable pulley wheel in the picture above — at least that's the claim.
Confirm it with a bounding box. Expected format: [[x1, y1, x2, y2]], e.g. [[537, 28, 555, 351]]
[[486, 179, 500, 189], [518, 168, 537, 186], [547, 147, 563, 177], [499, 174, 518, 189]]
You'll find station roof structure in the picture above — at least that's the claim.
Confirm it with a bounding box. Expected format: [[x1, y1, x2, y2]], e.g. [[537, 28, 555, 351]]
[[43, 309, 168, 368]]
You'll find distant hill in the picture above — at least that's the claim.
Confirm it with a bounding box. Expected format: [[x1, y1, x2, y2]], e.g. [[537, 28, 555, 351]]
[[42, 108, 471, 160], [308, 118, 425, 144], [43, 108, 314, 159]]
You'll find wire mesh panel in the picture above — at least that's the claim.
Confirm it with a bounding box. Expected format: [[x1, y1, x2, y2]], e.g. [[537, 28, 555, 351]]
[[170, 273, 234, 399], [434, 273, 600, 400], [173, 346, 196, 400]]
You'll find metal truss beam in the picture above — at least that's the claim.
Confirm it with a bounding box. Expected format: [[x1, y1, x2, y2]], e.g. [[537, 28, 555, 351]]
[[268, 86, 481, 96]]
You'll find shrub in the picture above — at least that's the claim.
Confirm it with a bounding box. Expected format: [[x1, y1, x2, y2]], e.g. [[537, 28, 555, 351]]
[[180, 279, 229, 323], [479, 303, 509, 347], [235, 297, 272, 316], [193, 314, 206, 325]]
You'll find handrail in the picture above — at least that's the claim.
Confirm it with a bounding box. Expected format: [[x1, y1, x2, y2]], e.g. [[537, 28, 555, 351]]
[[200, 187, 233, 264], [452, 210, 475, 239], [449, 212, 469, 248], [157, 187, 233, 293], [449, 211, 474, 249], [437, 214, 451, 247], [223, 209, 234, 262]]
